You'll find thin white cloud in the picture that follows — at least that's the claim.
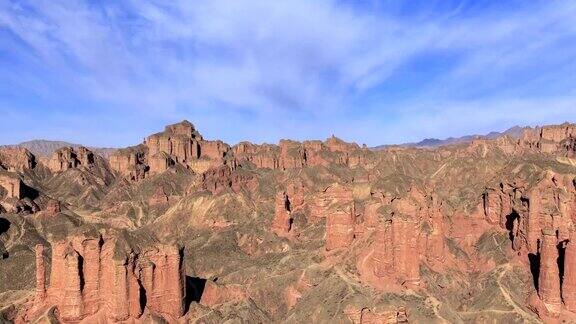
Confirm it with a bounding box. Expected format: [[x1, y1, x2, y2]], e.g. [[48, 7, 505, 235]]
[[0, 0, 575, 146]]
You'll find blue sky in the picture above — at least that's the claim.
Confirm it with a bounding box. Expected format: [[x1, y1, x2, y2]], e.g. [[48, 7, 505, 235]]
[[1, 0, 576, 147]]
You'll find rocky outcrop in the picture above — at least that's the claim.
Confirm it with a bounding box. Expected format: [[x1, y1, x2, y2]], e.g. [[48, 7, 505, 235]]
[[29, 235, 185, 322], [0, 171, 39, 213], [199, 165, 256, 195], [146, 120, 202, 165], [146, 120, 231, 170], [272, 191, 292, 236], [358, 187, 448, 290], [0, 147, 36, 171], [305, 183, 358, 250], [371, 217, 421, 289], [310, 183, 354, 220], [200, 140, 230, 160], [233, 136, 369, 170], [34, 245, 46, 309], [233, 142, 279, 169], [325, 207, 355, 251], [520, 123, 576, 154], [48, 146, 95, 173], [148, 152, 174, 175], [563, 233, 576, 312], [482, 171, 576, 316], [0, 172, 22, 199], [539, 229, 562, 314], [482, 172, 575, 255], [108, 145, 147, 181], [110, 121, 235, 181]]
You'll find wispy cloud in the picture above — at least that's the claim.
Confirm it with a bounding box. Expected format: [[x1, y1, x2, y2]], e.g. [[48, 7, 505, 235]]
[[0, 0, 575, 146]]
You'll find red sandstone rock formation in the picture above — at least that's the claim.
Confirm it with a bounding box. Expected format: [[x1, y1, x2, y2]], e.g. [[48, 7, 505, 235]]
[[200, 140, 230, 160], [310, 183, 353, 220], [48, 146, 95, 173], [272, 191, 292, 236], [483, 171, 576, 255], [0, 171, 39, 213], [368, 218, 421, 290], [307, 183, 357, 250], [110, 121, 235, 181], [563, 232, 576, 312], [0, 172, 22, 199], [233, 142, 280, 169], [148, 152, 174, 175], [146, 120, 202, 164], [146, 120, 231, 171], [325, 206, 355, 251], [539, 229, 562, 315], [108, 146, 147, 181], [0, 147, 36, 171], [200, 165, 256, 195], [34, 245, 46, 309], [29, 235, 185, 322], [359, 187, 448, 290], [520, 123, 576, 154], [232, 136, 366, 171], [482, 171, 576, 316]]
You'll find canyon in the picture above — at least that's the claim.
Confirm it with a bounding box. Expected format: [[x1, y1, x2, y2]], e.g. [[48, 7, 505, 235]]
[[2, 121, 576, 323]]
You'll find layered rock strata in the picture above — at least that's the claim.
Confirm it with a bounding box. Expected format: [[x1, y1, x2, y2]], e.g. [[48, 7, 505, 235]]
[[484, 171, 576, 316], [0, 172, 22, 199], [272, 191, 292, 236], [0, 147, 36, 171], [30, 235, 185, 322], [48, 146, 95, 173], [359, 187, 447, 289]]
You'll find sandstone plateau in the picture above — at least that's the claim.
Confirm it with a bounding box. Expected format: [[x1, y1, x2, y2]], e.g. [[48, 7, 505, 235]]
[[3, 121, 576, 323]]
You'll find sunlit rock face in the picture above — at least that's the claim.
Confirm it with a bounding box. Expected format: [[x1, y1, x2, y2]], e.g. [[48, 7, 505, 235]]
[[48, 146, 95, 173], [5, 121, 576, 323], [28, 235, 185, 323], [0, 147, 36, 172]]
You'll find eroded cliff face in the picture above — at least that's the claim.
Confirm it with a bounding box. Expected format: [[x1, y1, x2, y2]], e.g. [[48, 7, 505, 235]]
[[0, 147, 36, 172], [272, 191, 292, 237], [520, 123, 576, 155], [0, 171, 40, 214], [108, 145, 147, 181], [22, 235, 185, 323], [109, 120, 233, 180], [483, 170, 576, 319], [6, 121, 576, 323], [352, 187, 448, 292], [233, 136, 371, 171], [48, 147, 95, 173]]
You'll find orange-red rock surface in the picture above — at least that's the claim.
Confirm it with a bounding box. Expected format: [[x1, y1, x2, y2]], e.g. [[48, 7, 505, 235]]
[[20, 235, 185, 323], [4, 121, 576, 323]]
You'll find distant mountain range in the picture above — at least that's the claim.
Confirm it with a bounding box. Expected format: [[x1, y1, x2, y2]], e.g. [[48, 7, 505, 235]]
[[1, 126, 527, 156], [373, 126, 528, 150], [0, 140, 117, 158]]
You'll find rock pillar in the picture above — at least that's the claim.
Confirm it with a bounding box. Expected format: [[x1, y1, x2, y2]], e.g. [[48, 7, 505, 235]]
[[539, 230, 561, 314], [563, 234, 576, 311], [34, 245, 46, 308]]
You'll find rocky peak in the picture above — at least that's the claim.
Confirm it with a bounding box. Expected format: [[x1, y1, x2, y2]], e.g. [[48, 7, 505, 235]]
[[48, 146, 95, 173], [0, 147, 36, 171], [164, 120, 203, 139]]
